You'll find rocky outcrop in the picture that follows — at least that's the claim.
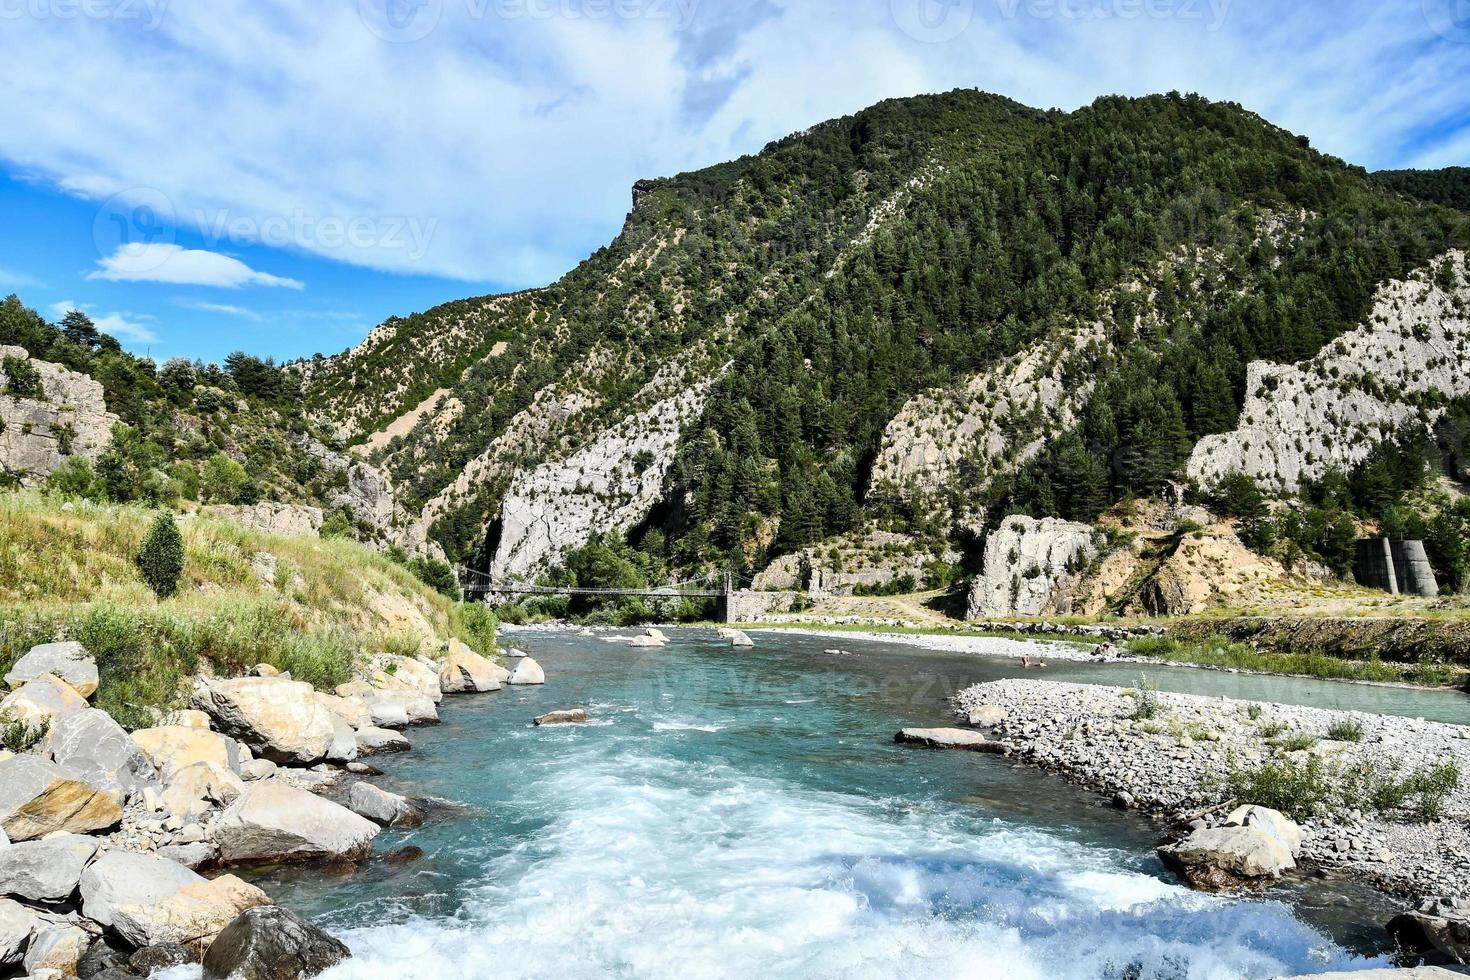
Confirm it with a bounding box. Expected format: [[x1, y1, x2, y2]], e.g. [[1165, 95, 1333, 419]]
[[967, 516, 1099, 619], [205, 502, 324, 537], [491, 378, 716, 581], [751, 529, 959, 597], [201, 905, 351, 980], [0, 345, 119, 485], [210, 783, 378, 864], [191, 676, 337, 766], [1190, 251, 1470, 493], [4, 641, 98, 698], [0, 755, 122, 840], [41, 707, 158, 801], [1125, 523, 1286, 617]]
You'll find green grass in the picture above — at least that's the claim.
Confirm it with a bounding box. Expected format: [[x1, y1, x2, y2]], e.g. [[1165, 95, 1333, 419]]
[[1327, 719, 1365, 742], [1127, 634, 1463, 687], [1227, 755, 1461, 823], [0, 491, 491, 728]]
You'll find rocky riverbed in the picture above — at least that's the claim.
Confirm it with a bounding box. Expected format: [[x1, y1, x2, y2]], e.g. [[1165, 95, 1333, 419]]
[[952, 679, 1470, 903]]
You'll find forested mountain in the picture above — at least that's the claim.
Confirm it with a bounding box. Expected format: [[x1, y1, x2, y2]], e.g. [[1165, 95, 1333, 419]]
[[1373, 166, 1470, 212], [294, 89, 1468, 597]]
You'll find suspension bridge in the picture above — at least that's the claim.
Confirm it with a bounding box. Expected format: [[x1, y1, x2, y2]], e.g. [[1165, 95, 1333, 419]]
[[455, 566, 740, 617]]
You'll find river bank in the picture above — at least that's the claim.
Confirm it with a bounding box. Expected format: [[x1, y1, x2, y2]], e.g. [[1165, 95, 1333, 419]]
[[952, 678, 1470, 904]]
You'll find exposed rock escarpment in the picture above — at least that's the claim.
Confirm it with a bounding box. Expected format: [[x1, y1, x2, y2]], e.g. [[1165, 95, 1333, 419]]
[[0, 345, 118, 484], [966, 516, 1099, 619]]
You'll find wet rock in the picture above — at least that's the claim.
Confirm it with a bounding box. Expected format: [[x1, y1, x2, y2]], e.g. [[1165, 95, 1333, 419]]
[[345, 762, 382, 776], [894, 728, 1008, 752], [201, 905, 350, 980], [191, 677, 337, 766], [507, 658, 545, 686], [385, 846, 424, 866], [1157, 824, 1296, 891], [75, 935, 133, 978], [4, 642, 98, 699], [534, 709, 587, 726], [128, 942, 192, 974], [211, 783, 378, 864], [1388, 897, 1470, 965], [347, 783, 423, 829], [0, 755, 122, 841], [0, 833, 99, 903], [717, 628, 754, 648], [355, 727, 410, 756]]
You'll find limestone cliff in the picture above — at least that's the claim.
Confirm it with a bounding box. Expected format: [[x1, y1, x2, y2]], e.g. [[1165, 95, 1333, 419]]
[[967, 516, 1100, 618], [1189, 251, 1470, 493], [0, 345, 118, 485], [750, 528, 959, 596]]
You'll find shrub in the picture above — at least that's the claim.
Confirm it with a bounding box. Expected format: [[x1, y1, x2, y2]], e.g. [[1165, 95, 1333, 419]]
[[1227, 755, 1335, 821], [409, 556, 459, 600], [461, 602, 498, 653], [1327, 719, 1364, 742], [200, 452, 250, 505], [1128, 675, 1163, 721], [46, 456, 105, 502], [1, 355, 43, 398], [1273, 730, 1319, 752], [319, 512, 354, 540], [136, 511, 185, 598], [1405, 763, 1461, 822], [0, 711, 48, 753]]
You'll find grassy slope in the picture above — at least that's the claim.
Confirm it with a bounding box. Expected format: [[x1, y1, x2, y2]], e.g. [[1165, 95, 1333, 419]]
[[0, 492, 479, 728]]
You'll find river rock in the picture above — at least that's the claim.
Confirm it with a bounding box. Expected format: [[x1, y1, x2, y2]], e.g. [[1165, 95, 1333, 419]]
[[1224, 805, 1302, 855], [0, 833, 99, 903], [534, 709, 587, 726], [191, 677, 336, 766], [41, 707, 157, 801], [157, 842, 218, 871], [131, 727, 242, 782], [507, 658, 545, 686], [201, 905, 351, 980], [0, 898, 42, 971], [716, 628, 754, 648], [894, 728, 1008, 752], [24, 922, 90, 976], [346, 783, 423, 828], [439, 644, 503, 694], [211, 783, 379, 864], [966, 706, 1009, 729], [365, 700, 411, 730], [80, 850, 268, 951], [399, 696, 440, 726], [0, 755, 122, 841], [324, 714, 358, 764], [129, 942, 193, 974], [629, 636, 664, 649], [1157, 824, 1296, 891], [354, 727, 410, 756], [313, 693, 372, 731], [0, 674, 89, 728], [160, 761, 247, 822], [1388, 897, 1470, 965], [4, 643, 98, 699], [368, 656, 443, 704]]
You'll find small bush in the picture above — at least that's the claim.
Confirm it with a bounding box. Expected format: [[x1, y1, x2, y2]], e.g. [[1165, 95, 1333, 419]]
[[1258, 719, 1289, 738], [1227, 755, 1335, 821], [1245, 704, 1263, 721], [1129, 675, 1163, 721], [319, 512, 354, 540], [1327, 719, 1364, 742], [1274, 730, 1319, 753], [0, 711, 48, 753], [136, 512, 185, 599], [460, 602, 498, 654], [1405, 763, 1461, 822]]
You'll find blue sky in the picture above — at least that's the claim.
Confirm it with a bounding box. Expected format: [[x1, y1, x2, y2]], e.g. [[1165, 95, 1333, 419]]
[[1, 0, 1468, 364]]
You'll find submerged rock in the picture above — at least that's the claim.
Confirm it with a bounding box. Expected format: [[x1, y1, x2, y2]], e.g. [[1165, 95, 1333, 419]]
[[347, 783, 423, 828], [201, 905, 350, 980], [534, 709, 587, 726], [894, 728, 1007, 752], [4, 642, 98, 699]]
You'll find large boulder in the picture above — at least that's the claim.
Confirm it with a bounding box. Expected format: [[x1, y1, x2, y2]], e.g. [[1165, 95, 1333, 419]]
[[439, 644, 503, 694], [201, 905, 351, 980], [895, 728, 1008, 752], [368, 656, 443, 704], [313, 693, 372, 731], [324, 714, 358, 763], [24, 922, 90, 977], [4, 642, 98, 699], [507, 658, 545, 686], [1157, 824, 1296, 891], [0, 755, 122, 841], [366, 700, 411, 730], [0, 674, 89, 728], [0, 833, 99, 903], [131, 726, 242, 781], [535, 709, 587, 726], [355, 727, 410, 756], [1223, 805, 1302, 855], [346, 783, 423, 828], [0, 898, 42, 971], [191, 677, 336, 766], [716, 628, 754, 648], [159, 761, 247, 823], [80, 850, 268, 951], [42, 707, 157, 800], [1388, 897, 1470, 965], [210, 783, 379, 864]]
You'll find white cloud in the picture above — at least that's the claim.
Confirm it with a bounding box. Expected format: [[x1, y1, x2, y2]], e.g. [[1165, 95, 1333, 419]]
[[0, 266, 42, 289], [88, 244, 304, 289], [0, 2, 1465, 287], [175, 299, 264, 321], [51, 298, 160, 344]]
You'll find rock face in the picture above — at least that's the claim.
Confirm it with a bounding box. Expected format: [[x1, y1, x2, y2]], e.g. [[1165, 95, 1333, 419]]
[[894, 728, 1007, 752], [42, 707, 157, 800], [1189, 251, 1470, 493], [1125, 524, 1286, 617], [491, 379, 716, 581], [192, 677, 336, 766], [201, 904, 351, 980], [80, 850, 268, 950], [967, 516, 1099, 619], [0, 755, 122, 840], [211, 783, 379, 864], [0, 833, 99, 903], [507, 658, 545, 686], [0, 345, 119, 485], [205, 502, 324, 537], [4, 642, 99, 698]]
